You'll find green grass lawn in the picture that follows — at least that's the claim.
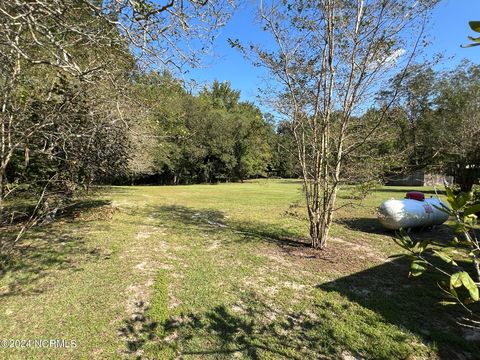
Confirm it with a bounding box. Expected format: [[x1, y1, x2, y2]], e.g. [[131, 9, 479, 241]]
[[0, 180, 478, 359]]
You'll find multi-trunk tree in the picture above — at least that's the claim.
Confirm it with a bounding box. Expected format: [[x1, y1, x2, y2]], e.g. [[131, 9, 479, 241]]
[[244, 0, 439, 249]]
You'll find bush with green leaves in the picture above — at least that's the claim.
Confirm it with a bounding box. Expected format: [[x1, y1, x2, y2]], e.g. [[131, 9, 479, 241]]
[[394, 187, 480, 320]]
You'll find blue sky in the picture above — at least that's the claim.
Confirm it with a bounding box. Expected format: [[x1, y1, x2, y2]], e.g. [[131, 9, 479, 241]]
[[185, 0, 480, 106]]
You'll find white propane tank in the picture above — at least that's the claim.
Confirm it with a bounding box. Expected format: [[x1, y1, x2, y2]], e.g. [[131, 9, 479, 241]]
[[377, 193, 449, 230]]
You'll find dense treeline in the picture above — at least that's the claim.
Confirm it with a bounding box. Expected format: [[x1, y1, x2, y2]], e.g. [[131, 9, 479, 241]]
[[5, 61, 480, 194], [379, 61, 480, 191], [1, 2, 135, 203], [1, 0, 478, 254], [129, 75, 284, 185], [0, 0, 291, 204], [3, 67, 298, 190], [0, 0, 234, 252]]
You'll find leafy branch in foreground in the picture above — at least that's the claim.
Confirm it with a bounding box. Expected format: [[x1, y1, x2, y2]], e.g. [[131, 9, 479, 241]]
[[462, 21, 480, 48], [393, 187, 480, 324]]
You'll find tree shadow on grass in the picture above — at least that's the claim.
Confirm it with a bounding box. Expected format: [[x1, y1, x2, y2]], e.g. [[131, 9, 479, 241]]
[[141, 292, 356, 359], [335, 217, 389, 235], [0, 200, 113, 297], [0, 232, 109, 298], [59, 199, 112, 220], [118, 301, 158, 357], [159, 304, 322, 359], [335, 217, 474, 245], [136, 287, 455, 359], [318, 257, 480, 360], [142, 205, 480, 359], [151, 204, 310, 249], [1, 198, 112, 225]]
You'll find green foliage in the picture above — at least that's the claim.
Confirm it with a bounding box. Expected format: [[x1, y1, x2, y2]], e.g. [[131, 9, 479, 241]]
[[271, 120, 301, 178], [380, 62, 480, 191], [5, 66, 131, 193], [450, 271, 479, 302], [394, 186, 480, 317], [434, 63, 480, 191], [129, 76, 275, 184], [378, 65, 437, 170], [409, 260, 428, 277]]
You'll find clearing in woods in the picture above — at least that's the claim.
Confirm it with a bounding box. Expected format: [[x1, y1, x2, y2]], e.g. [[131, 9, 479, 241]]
[[0, 180, 478, 359]]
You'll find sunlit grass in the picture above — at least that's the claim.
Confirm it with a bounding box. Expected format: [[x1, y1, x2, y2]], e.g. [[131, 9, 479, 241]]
[[0, 180, 477, 359]]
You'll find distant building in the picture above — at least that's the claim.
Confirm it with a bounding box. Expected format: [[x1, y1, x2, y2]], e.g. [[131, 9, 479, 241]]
[[386, 170, 453, 186]]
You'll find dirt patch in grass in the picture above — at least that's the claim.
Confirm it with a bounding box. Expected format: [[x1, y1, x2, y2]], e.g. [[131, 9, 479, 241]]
[[206, 240, 221, 251], [268, 236, 384, 274], [167, 292, 181, 310], [125, 281, 154, 315]]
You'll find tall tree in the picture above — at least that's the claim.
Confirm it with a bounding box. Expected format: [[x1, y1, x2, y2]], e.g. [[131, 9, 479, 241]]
[[201, 81, 241, 110], [244, 0, 438, 249], [231, 103, 273, 182], [378, 65, 437, 169], [0, 0, 231, 197], [272, 121, 301, 178], [434, 62, 480, 191]]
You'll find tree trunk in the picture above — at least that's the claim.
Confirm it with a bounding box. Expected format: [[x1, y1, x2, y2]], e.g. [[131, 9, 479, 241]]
[[309, 216, 321, 249], [304, 175, 340, 250], [456, 169, 476, 192], [0, 169, 4, 229], [0, 163, 8, 206], [0, 169, 4, 204], [309, 214, 331, 250]]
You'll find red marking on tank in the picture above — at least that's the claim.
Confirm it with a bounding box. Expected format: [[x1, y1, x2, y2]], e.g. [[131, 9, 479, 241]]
[[406, 191, 425, 201]]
